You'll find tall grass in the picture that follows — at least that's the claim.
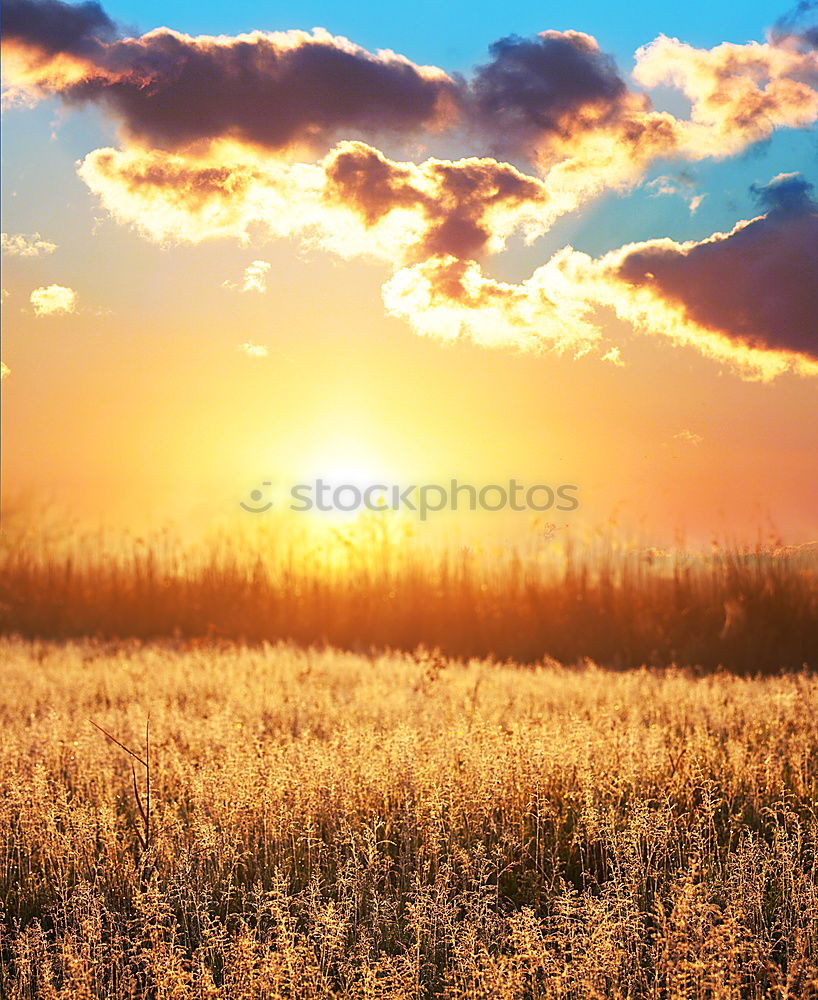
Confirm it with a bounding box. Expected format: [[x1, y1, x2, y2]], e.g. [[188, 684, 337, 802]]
[[1, 517, 816, 672], [1, 639, 816, 998]]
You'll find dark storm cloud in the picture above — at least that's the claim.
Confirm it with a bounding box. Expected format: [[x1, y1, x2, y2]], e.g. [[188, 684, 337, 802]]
[[2, 0, 117, 55], [469, 30, 629, 140], [2, 0, 646, 157], [615, 174, 818, 360], [751, 171, 816, 212], [2, 0, 460, 151]]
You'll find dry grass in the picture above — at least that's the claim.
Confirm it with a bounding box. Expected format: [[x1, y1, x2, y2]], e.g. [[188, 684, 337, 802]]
[[2, 521, 817, 672], [1, 638, 817, 998]]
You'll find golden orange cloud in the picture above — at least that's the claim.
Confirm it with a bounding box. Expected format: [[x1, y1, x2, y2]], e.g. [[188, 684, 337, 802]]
[[77, 141, 554, 263], [381, 253, 602, 356], [77, 138, 818, 379], [384, 182, 818, 381], [634, 35, 818, 157]]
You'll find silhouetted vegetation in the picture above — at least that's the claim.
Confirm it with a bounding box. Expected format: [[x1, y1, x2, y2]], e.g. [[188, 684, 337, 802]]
[[1, 518, 816, 672]]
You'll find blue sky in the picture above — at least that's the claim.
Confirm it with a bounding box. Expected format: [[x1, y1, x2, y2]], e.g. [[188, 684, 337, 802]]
[[102, 0, 783, 69]]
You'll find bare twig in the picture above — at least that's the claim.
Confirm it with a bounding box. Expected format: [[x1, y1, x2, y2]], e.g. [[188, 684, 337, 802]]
[[90, 717, 151, 852], [130, 763, 147, 851], [145, 717, 151, 851], [89, 719, 147, 767]]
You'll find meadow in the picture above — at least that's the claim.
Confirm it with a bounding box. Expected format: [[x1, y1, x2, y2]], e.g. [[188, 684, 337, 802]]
[[1, 520, 817, 997], [1, 638, 817, 998]]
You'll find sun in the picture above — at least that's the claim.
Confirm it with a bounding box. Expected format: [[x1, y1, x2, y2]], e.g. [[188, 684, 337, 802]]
[[299, 442, 393, 519]]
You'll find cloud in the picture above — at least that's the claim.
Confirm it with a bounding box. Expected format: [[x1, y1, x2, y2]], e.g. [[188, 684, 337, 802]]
[[224, 259, 271, 293], [771, 1, 818, 48], [2, 1, 458, 151], [12, 19, 685, 215], [6, 4, 818, 267], [646, 175, 706, 214], [601, 346, 625, 366], [0, 10, 683, 218], [77, 141, 554, 263], [750, 169, 815, 212], [1, 0, 118, 104], [2, 231, 58, 255], [385, 173, 818, 380], [604, 174, 818, 365], [381, 252, 602, 355], [460, 31, 701, 210], [633, 35, 818, 157], [2, 8, 645, 162], [323, 143, 552, 259], [6, 2, 817, 179], [239, 341, 268, 357], [6, 1, 818, 379], [468, 31, 630, 148], [2, 0, 117, 55], [77, 139, 818, 377], [30, 282, 76, 315]]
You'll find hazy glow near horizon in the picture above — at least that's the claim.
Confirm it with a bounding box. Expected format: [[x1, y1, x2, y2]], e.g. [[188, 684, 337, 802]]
[[1, 0, 817, 546]]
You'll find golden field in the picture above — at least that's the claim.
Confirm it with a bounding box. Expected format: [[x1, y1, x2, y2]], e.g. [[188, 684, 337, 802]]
[[1, 638, 816, 998]]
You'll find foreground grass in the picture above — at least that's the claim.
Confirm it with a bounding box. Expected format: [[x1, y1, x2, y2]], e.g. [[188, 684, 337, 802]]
[[1, 639, 817, 998]]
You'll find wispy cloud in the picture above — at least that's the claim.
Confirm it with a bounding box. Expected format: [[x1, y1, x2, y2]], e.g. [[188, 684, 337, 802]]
[[30, 283, 76, 316], [646, 175, 706, 214], [771, 0, 818, 47], [601, 347, 625, 367], [673, 429, 704, 446]]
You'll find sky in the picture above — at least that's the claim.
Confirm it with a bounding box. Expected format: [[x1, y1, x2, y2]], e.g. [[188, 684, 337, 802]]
[[1, 0, 817, 547]]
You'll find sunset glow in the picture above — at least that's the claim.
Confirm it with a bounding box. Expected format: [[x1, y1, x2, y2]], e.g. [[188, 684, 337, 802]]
[[1, 0, 816, 545], [2, 3, 818, 993]]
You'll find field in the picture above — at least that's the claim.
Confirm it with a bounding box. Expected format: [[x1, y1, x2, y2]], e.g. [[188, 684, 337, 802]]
[[2, 637, 817, 998]]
